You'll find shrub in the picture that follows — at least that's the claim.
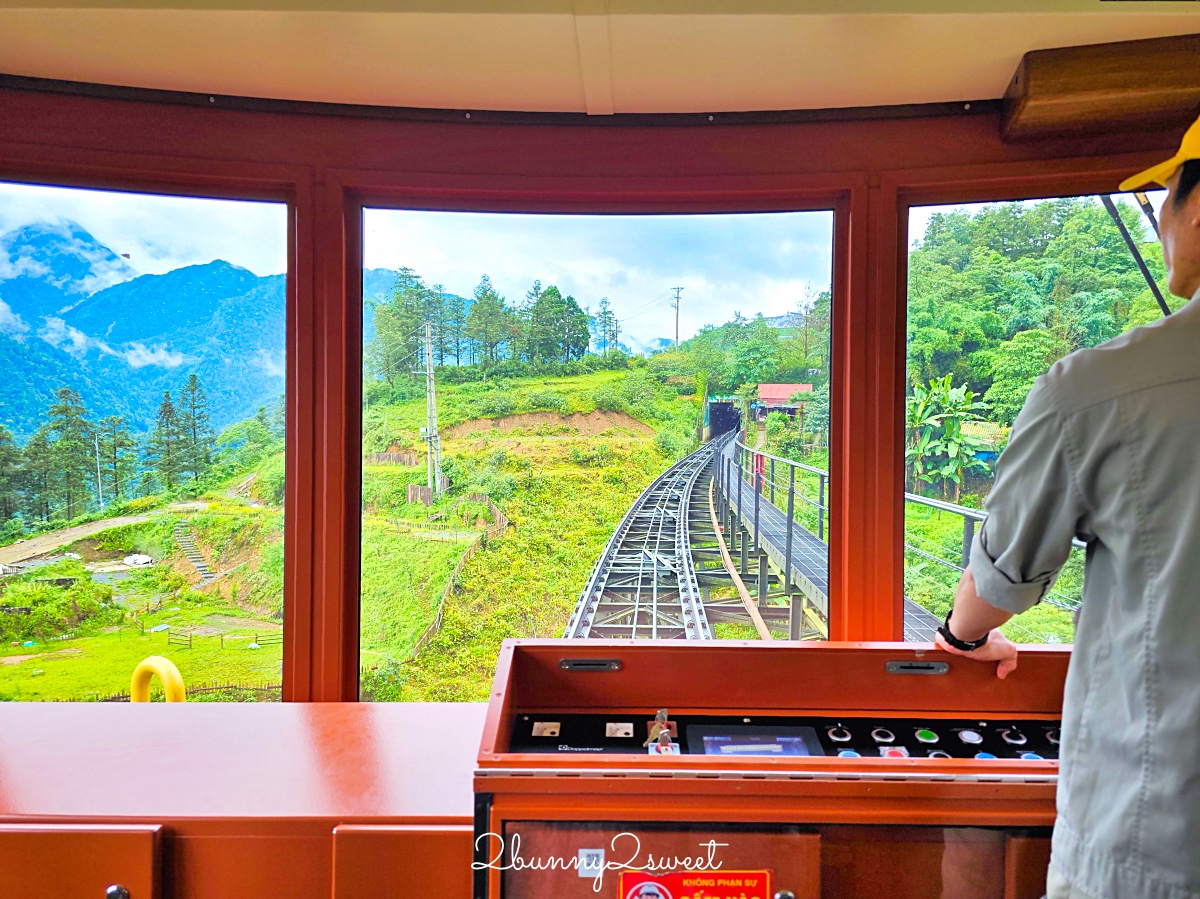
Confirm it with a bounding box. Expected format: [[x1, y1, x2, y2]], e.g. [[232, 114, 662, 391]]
[[0, 571, 122, 642], [255, 452, 286, 506], [478, 391, 517, 417], [591, 386, 626, 412], [526, 390, 570, 414]]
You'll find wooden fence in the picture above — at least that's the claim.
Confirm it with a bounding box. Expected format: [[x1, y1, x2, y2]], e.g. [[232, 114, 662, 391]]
[[81, 680, 283, 703], [365, 452, 419, 466], [408, 496, 510, 661]]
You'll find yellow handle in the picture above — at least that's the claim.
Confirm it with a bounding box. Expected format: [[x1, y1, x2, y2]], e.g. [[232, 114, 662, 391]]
[[131, 656, 187, 702]]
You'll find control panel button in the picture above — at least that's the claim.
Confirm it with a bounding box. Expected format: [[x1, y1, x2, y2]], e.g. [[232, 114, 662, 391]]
[[1020, 752, 1044, 761], [1001, 729, 1027, 746], [1046, 728, 1061, 745], [975, 752, 997, 760], [927, 750, 951, 759], [827, 727, 852, 743], [880, 746, 909, 758], [837, 749, 861, 758], [915, 728, 939, 744], [958, 729, 983, 745], [871, 727, 896, 744]]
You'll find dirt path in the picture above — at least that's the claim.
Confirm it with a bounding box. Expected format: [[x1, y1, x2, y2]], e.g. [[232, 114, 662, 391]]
[[0, 502, 208, 566], [754, 425, 767, 451]]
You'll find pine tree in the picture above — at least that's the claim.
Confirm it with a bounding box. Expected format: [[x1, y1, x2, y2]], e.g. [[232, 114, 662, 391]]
[[367, 267, 428, 386], [427, 283, 448, 366], [177, 374, 215, 481], [465, 276, 513, 364], [444, 294, 468, 366], [96, 416, 137, 502], [46, 388, 94, 520], [0, 425, 18, 520], [562, 295, 591, 362], [596, 297, 614, 353], [147, 390, 184, 489], [21, 428, 54, 522], [269, 394, 286, 442]]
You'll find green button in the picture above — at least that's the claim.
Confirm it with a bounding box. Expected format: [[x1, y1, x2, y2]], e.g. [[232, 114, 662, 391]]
[[915, 729, 939, 744]]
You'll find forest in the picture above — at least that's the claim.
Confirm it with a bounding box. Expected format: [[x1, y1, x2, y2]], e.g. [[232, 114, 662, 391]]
[[903, 196, 1168, 505], [0, 376, 285, 542]]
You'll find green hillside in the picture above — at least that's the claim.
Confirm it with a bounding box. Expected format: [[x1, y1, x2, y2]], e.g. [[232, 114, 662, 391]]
[[359, 368, 701, 700]]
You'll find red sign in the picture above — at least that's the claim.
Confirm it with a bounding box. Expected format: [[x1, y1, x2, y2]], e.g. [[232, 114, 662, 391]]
[[619, 870, 771, 899]]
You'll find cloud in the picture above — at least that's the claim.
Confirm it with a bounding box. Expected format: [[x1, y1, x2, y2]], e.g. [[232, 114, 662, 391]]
[[0, 183, 287, 278], [39, 315, 189, 369], [0, 299, 29, 341], [0, 253, 51, 282], [363, 209, 834, 348], [251, 348, 286, 379], [39, 316, 92, 358], [116, 343, 189, 369]]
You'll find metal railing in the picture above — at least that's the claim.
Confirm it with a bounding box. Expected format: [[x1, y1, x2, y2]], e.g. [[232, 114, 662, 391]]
[[728, 435, 1084, 617]]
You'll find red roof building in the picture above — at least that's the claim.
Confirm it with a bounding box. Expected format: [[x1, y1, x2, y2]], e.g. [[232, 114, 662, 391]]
[[757, 383, 813, 406]]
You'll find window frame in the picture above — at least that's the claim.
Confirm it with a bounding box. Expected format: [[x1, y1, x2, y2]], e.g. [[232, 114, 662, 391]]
[[0, 83, 1178, 700]]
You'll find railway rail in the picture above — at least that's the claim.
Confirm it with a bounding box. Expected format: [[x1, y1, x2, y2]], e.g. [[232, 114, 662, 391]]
[[563, 440, 719, 640]]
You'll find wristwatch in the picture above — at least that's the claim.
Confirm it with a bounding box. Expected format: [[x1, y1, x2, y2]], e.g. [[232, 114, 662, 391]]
[[937, 610, 990, 652]]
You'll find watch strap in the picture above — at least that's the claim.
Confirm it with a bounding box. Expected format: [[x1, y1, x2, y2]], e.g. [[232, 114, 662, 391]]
[[937, 610, 990, 652]]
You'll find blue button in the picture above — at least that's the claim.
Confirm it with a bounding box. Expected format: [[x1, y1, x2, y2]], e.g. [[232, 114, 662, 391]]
[[838, 749, 861, 758], [975, 752, 997, 760], [1021, 752, 1044, 761]]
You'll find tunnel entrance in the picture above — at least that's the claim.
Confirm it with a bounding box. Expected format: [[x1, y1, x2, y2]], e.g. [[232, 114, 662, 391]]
[[706, 400, 739, 439]]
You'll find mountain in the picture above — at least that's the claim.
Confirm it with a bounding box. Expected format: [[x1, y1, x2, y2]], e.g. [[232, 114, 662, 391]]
[[0, 222, 292, 438], [0, 219, 460, 439], [0, 222, 136, 323]]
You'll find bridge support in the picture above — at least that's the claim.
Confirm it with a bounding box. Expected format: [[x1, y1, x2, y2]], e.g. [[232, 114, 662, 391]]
[[758, 554, 769, 606], [739, 526, 748, 574]]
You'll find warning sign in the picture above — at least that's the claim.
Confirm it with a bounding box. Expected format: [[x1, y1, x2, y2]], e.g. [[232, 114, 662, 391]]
[[619, 870, 771, 899]]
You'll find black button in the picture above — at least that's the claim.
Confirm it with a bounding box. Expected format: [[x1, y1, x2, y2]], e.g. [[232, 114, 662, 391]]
[[871, 727, 895, 744], [828, 727, 852, 743]]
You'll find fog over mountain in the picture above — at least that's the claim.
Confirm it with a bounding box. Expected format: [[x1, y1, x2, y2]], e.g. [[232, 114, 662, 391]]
[[0, 221, 395, 438]]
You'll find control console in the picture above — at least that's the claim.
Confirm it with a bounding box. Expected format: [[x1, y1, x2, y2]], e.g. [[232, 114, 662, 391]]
[[508, 712, 1060, 759]]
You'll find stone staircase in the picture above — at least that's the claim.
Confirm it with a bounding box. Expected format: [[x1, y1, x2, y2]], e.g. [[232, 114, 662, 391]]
[[174, 521, 215, 584]]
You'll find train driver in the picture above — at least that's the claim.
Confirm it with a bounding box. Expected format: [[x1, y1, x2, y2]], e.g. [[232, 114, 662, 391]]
[[934, 114, 1200, 899]]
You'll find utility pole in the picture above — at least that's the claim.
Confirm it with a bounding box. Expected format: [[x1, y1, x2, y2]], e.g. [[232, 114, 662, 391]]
[[94, 434, 105, 510], [669, 286, 684, 351], [424, 322, 445, 498]]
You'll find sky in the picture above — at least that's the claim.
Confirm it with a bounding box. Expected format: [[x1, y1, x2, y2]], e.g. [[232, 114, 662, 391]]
[[0, 180, 288, 277], [907, 190, 1168, 250], [364, 209, 834, 351], [0, 180, 1167, 352]]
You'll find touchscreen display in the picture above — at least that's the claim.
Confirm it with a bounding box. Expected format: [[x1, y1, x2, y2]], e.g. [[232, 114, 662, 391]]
[[685, 725, 825, 757]]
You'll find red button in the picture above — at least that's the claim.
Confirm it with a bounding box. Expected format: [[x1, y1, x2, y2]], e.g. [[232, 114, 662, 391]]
[[883, 747, 908, 758]]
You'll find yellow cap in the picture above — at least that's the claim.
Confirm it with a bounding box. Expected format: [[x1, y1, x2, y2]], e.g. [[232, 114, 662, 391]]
[[1120, 114, 1200, 191]]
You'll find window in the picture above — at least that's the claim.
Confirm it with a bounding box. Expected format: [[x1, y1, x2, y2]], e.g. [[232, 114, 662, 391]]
[[904, 191, 1170, 644], [358, 209, 834, 701], [0, 182, 288, 700]]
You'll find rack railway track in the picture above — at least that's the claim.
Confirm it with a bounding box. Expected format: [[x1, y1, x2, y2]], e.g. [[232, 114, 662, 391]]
[[563, 440, 720, 640]]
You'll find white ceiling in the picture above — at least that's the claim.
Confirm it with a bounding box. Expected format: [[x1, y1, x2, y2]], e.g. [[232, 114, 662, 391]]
[[0, 2, 1197, 113]]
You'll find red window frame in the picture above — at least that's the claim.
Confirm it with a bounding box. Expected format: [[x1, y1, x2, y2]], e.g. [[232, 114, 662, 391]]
[[0, 83, 1177, 700]]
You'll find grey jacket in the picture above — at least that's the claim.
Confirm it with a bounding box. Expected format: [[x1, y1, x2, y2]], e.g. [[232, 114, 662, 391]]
[[971, 290, 1200, 899]]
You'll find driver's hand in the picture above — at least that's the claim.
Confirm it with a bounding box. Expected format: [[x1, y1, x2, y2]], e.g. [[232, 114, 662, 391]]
[[935, 628, 1019, 680]]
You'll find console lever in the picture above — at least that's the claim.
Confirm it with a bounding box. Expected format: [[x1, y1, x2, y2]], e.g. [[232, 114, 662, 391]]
[[644, 709, 670, 747]]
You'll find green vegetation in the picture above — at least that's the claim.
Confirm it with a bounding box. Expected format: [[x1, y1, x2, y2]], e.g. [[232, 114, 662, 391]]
[[894, 197, 1170, 642], [0, 372, 288, 700], [365, 431, 672, 701]]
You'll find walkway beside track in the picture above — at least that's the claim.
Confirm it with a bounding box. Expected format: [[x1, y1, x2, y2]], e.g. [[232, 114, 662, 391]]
[[718, 438, 943, 642]]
